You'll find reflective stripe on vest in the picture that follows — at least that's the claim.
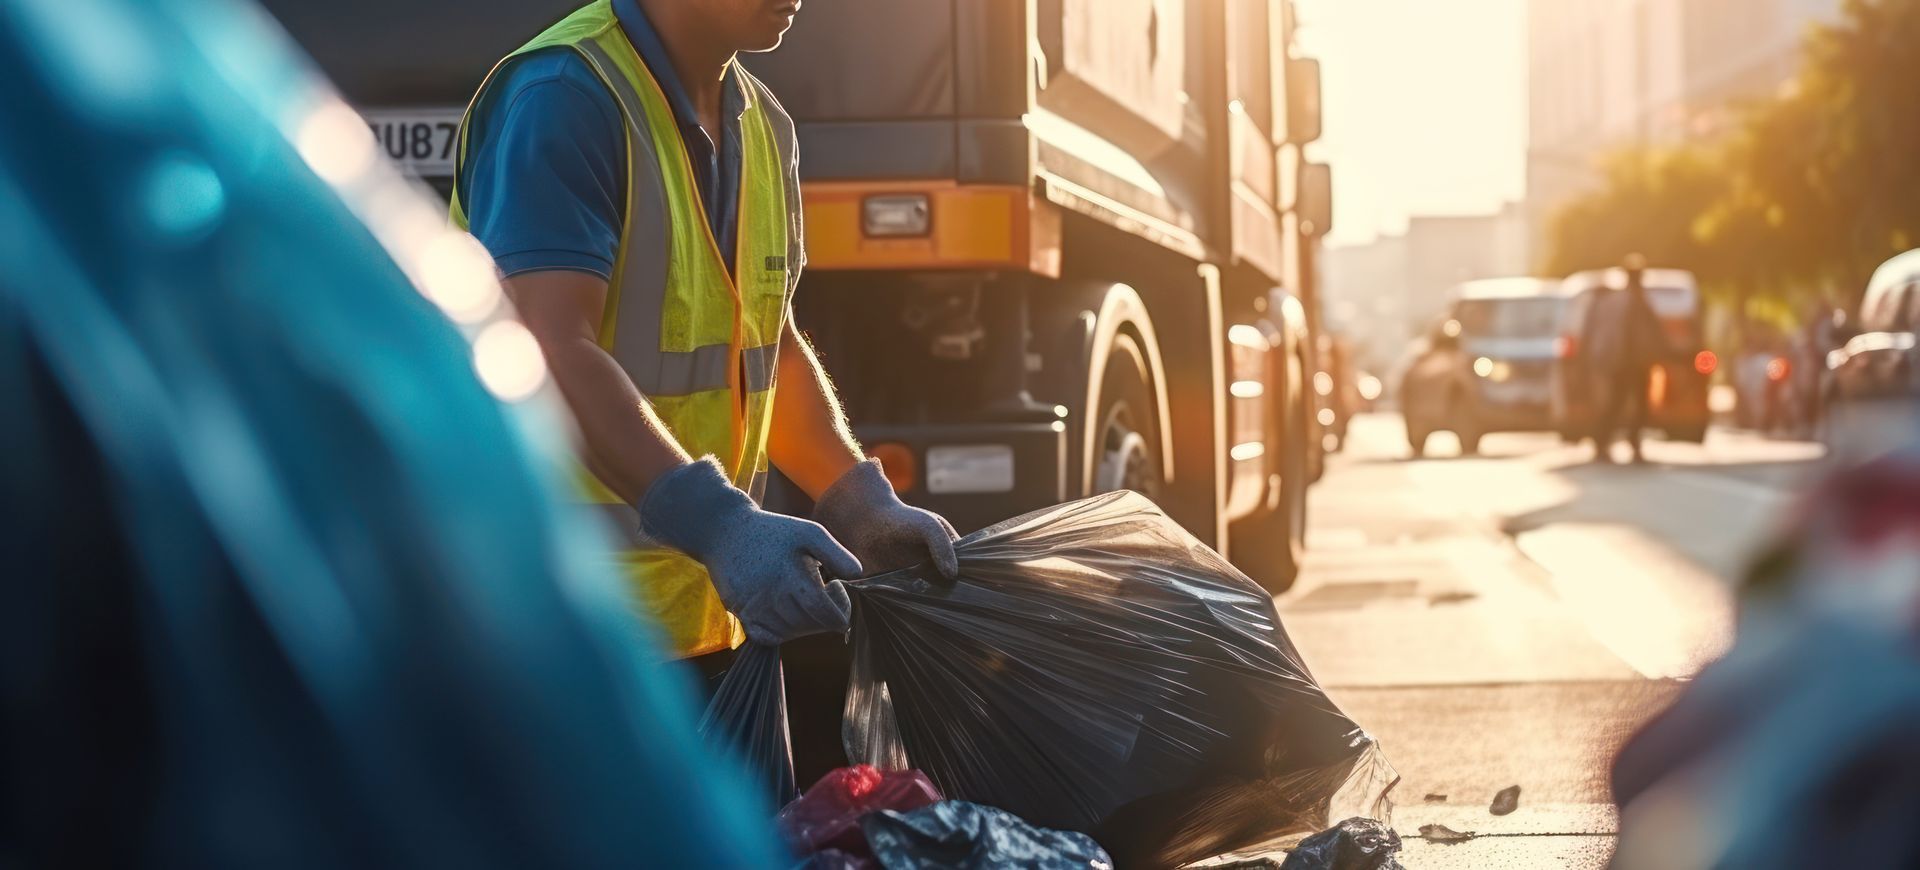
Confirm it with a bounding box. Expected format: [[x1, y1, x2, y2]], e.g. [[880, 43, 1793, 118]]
[[451, 1, 799, 659]]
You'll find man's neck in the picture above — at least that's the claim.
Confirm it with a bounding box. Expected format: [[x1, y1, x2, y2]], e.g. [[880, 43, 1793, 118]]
[[637, 0, 734, 136]]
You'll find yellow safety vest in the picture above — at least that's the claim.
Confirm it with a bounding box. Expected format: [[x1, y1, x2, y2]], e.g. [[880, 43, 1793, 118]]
[[452, 1, 801, 658]]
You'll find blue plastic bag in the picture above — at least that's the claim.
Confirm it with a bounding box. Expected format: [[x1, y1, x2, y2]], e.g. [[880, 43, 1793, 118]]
[[861, 801, 1114, 870]]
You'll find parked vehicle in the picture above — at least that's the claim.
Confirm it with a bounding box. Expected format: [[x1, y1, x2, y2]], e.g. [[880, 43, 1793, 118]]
[[1732, 346, 1796, 432], [264, 0, 1331, 592], [1399, 278, 1564, 457], [1315, 333, 1363, 453], [1829, 249, 1920, 400], [1730, 322, 1795, 432], [1551, 268, 1713, 444]]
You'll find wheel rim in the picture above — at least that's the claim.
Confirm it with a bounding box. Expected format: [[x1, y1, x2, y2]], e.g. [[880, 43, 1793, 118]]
[[1096, 407, 1158, 497]]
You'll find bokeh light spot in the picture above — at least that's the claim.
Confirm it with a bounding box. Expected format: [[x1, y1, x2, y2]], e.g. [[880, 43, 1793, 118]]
[[417, 232, 502, 323], [142, 152, 226, 240], [297, 99, 376, 185], [472, 320, 547, 402]]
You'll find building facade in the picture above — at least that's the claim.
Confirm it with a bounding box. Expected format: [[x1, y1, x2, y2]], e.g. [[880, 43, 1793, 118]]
[[1524, 0, 1842, 267], [1321, 204, 1531, 373]]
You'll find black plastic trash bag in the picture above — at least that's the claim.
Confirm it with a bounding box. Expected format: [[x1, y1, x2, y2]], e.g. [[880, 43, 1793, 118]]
[[699, 643, 798, 805], [842, 492, 1398, 867], [1278, 818, 1404, 870], [861, 801, 1114, 870]]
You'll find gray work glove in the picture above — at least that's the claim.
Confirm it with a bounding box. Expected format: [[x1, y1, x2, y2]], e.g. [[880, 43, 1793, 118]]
[[638, 458, 860, 645], [813, 458, 961, 580]]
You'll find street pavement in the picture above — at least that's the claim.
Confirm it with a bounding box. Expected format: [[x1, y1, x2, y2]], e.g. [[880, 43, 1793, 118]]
[[1263, 412, 1830, 868]]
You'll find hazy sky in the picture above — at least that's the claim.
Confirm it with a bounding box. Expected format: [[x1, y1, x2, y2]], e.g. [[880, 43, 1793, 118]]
[[1296, 0, 1529, 247]]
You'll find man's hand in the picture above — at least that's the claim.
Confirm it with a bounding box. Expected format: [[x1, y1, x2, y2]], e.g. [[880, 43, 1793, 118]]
[[813, 459, 961, 580], [639, 458, 861, 645]]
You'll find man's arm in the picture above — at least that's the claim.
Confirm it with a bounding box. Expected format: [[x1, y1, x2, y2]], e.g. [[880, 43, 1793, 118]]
[[767, 320, 862, 499], [505, 270, 689, 504], [507, 270, 860, 644], [771, 320, 960, 578]]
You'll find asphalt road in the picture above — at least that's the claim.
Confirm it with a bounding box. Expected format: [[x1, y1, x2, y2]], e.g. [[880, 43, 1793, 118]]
[[1261, 413, 1830, 868]]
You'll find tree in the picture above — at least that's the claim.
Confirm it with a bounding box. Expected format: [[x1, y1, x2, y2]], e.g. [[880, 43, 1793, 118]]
[[1541, 145, 1730, 280], [1543, 0, 1920, 312]]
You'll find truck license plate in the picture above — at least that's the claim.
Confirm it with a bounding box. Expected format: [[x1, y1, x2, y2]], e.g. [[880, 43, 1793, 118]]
[[363, 108, 465, 178]]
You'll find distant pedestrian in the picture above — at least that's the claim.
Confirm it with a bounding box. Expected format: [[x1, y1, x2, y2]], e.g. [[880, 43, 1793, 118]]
[[1585, 255, 1668, 463]]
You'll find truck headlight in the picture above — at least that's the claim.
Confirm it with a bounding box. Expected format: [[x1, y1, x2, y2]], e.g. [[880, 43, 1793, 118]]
[[863, 194, 931, 237]]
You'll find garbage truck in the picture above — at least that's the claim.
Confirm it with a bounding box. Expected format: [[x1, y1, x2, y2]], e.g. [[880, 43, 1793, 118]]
[[264, 0, 1333, 590]]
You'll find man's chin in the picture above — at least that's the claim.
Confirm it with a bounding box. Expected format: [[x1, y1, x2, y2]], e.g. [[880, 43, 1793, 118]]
[[743, 32, 787, 53]]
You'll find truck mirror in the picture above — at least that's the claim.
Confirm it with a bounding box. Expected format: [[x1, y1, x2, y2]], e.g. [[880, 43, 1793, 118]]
[[1286, 57, 1322, 145], [1299, 162, 1332, 238]]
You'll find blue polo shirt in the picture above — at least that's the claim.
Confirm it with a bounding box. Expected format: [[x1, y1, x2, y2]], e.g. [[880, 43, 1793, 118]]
[[458, 0, 743, 278]]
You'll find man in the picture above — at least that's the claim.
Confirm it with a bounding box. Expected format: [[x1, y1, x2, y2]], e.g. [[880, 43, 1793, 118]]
[[452, 2, 958, 664], [1584, 254, 1667, 463]]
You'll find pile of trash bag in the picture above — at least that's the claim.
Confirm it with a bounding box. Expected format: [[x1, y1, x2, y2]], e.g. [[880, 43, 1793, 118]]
[[861, 801, 1113, 870], [771, 766, 1111, 869], [778, 765, 941, 859], [1278, 818, 1404, 870], [704, 491, 1395, 867]]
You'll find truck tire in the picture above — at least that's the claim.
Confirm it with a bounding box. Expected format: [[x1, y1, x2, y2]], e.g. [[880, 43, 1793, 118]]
[[1091, 332, 1164, 500]]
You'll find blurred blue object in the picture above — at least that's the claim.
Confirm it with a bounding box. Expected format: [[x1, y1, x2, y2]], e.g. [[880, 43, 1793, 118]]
[[0, 0, 784, 866], [1611, 454, 1920, 869]]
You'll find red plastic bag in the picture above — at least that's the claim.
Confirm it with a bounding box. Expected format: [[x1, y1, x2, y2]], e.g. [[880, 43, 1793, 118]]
[[779, 765, 943, 858]]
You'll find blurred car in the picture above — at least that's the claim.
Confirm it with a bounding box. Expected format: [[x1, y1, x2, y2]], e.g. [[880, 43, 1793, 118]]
[[1828, 248, 1920, 400], [1551, 268, 1713, 444], [1399, 278, 1564, 456], [1731, 325, 1795, 432]]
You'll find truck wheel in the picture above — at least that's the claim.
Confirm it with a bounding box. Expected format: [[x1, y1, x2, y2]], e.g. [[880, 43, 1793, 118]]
[[1092, 333, 1163, 499]]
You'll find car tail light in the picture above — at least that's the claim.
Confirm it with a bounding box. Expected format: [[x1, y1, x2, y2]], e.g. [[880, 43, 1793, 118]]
[[1766, 356, 1791, 382], [1555, 336, 1578, 359], [1694, 350, 1718, 376]]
